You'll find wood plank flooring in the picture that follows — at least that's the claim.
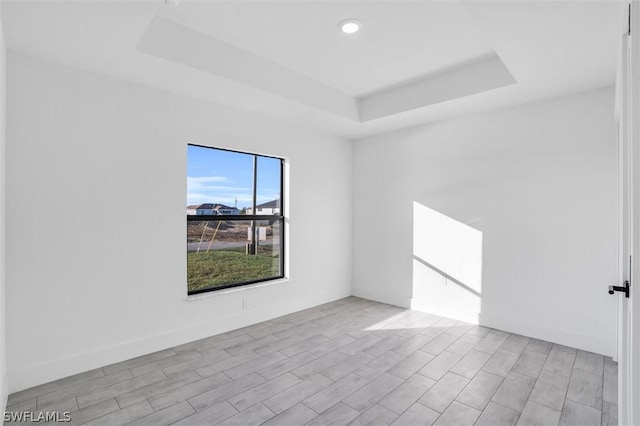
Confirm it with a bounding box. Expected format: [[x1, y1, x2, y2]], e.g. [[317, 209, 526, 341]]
[[6, 297, 618, 425]]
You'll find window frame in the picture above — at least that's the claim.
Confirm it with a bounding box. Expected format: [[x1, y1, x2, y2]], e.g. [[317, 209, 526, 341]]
[[187, 144, 285, 295]]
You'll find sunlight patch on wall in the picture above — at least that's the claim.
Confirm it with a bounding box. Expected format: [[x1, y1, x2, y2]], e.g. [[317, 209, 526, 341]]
[[412, 202, 483, 323]]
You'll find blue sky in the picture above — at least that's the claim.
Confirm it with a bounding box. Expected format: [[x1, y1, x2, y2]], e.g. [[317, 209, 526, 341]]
[[187, 145, 281, 209]]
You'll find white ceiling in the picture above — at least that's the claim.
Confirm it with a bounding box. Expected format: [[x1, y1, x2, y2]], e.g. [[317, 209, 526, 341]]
[[2, 0, 626, 139]]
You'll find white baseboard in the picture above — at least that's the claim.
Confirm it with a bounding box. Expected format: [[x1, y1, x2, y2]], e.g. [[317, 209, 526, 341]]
[[478, 311, 615, 357], [1, 374, 7, 414], [410, 299, 480, 325], [352, 287, 411, 309], [10, 286, 614, 393], [357, 291, 614, 357], [10, 290, 350, 393]]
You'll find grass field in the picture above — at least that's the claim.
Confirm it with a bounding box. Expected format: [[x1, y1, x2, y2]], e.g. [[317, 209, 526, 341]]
[[187, 248, 280, 292]]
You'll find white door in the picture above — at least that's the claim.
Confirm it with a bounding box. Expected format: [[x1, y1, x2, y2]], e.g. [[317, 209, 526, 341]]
[[617, 29, 631, 425], [617, 4, 639, 424]]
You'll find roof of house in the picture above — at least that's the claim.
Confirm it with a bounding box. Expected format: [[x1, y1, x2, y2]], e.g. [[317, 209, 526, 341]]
[[256, 200, 280, 209], [187, 203, 237, 210]]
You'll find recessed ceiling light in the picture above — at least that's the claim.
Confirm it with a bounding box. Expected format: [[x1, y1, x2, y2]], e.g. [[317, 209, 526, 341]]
[[338, 19, 362, 34]]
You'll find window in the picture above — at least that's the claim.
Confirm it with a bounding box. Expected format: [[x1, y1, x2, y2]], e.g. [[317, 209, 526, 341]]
[[186, 144, 284, 295]]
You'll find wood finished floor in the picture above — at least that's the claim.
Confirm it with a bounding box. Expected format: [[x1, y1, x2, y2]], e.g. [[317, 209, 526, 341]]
[[6, 297, 618, 426]]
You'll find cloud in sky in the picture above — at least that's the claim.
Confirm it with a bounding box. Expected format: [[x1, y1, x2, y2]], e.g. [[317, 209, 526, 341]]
[[187, 175, 252, 207], [187, 175, 280, 208], [187, 176, 248, 191], [188, 176, 227, 183]]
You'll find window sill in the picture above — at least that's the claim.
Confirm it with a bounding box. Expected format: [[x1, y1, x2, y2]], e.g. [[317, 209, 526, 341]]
[[185, 277, 290, 301]]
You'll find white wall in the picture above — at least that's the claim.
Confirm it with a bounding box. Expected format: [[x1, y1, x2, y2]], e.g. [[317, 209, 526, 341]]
[[353, 88, 618, 356], [0, 2, 7, 412], [5, 53, 353, 392]]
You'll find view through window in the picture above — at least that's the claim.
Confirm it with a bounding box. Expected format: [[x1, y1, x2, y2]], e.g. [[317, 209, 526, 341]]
[[187, 144, 284, 294]]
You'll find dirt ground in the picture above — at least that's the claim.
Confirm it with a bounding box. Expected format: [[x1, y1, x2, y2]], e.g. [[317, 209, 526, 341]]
[[187, 220, 275, 243]]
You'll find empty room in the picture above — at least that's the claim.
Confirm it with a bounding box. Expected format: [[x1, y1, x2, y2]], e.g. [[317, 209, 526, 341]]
[[0, 0, 638, 425]]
